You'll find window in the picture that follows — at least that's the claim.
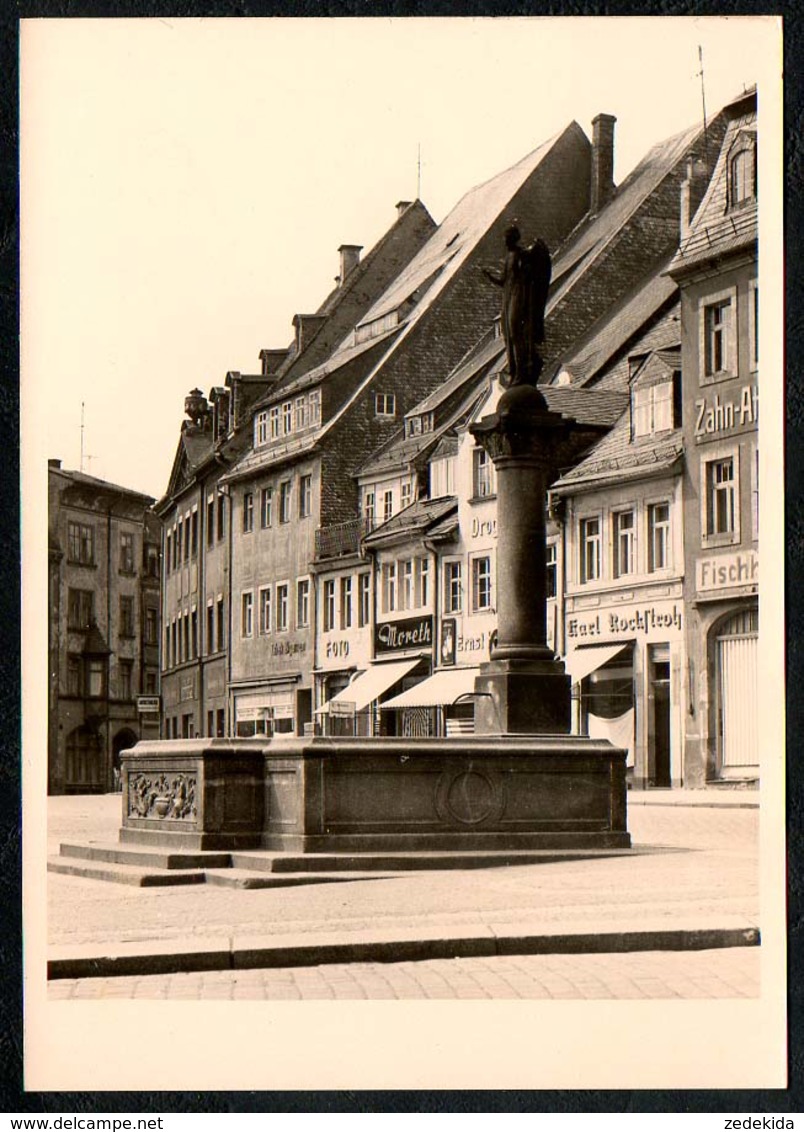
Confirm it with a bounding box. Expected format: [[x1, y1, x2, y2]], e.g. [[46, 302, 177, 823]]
[[706, 457, 736, 537], [749, 280, 759, 370], [383, 490, 393, 523], [472, 557, 492, 612], [67, 654, 81, 696], [633, 383, 674, 438], [648, 502, 670, 572], [172, 524, 180, 570], [67, 588, 94, 630], [295, 397, 307, 430], [444, 560, 462, 614], [702, 296, 735, 377], [207, 496, 215, 547], [269, 406, 280, 439], [309, 389, 321, 425], [120, 532, 135, 574], [358, 573, 371, 628], [612, 511, 635, 578], [297, 578, 310, 629], [216, 709, 225, 738], [473, 448, 494, 498], [217, 597, 225, 649], [183, 516, 191, 562], [207, 710, 214, 737], [430, 457, 455, 498], [243, 492, 254, 533], [580, 517, 601, 583], [382, 562, 397, 613], [256, 411, 269, 446], [324, 579, 336, 632], [752, 444, 759, 541], [216, 493, 226, 541], [191, 609, 198, 658], [144, 606, 158, 645], [119, 595, 135, 638], [401, 481, 412, 510], [276, 584, 289, 632], [190, 511, 198, 557], [67, 522, 94, 565], [118, 660, 133, 701], [241, 592, 254, 638], [145, 546, 159, 577], [258, 587, 272, 635], [340, 576, 352, 629], [364, 491, 375, 531], [206, 602, 214, 653], [171, 620, 177, 667], [416, 557, 430, 608], [279, 481, 292, 523], [86, 658, 105, 699], [183, 613, 190, 661], [260, 487, 273, 529], [165, 531, 172, 574], [546, 544, 557, 599], [282, 402, 293, 434], [375, 393, 396, 418], [145, 671, 157, 696], [401, 559, 414, 610], [299, 475, 312, 519], [728, 137, 757, 208]]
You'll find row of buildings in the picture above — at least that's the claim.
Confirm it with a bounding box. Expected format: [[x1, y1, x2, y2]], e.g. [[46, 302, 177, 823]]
[[48, 87, 758, 793]]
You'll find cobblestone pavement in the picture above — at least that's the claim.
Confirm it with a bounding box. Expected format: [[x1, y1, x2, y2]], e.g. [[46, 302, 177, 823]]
[[46, 797, 759, 949], [47, 946, 760, 1000]]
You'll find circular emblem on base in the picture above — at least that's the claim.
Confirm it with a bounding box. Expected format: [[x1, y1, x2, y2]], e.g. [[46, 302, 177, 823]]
[[434, 767, 506, 827]]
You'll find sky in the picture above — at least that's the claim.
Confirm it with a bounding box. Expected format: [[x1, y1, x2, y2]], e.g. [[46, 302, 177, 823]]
[[22, 16, 780, 499]]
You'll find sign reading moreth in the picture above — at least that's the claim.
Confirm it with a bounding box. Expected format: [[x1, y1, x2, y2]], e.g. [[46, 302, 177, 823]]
[[697, 549, 758, 592], [375, 615, 433, 655], [695, 381, 758, 441], [567, 603, 682, 640]]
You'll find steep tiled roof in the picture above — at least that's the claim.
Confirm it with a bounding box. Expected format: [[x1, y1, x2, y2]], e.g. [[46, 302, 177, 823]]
[[669, 91, 757, 274], [542, 386, 629, 428], [553, 262, 678, 387], [362, 495, 457, 548], [552, 409, 683, 491]]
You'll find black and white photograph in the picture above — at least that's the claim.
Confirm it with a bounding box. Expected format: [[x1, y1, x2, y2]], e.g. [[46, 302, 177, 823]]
[[21, 15, 785, 1093]]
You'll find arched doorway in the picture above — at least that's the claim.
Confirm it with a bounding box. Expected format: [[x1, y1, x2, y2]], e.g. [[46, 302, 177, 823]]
[[65, 726, 104, 795], [714, 607, 759, 778], [112, 728, 138, 792]]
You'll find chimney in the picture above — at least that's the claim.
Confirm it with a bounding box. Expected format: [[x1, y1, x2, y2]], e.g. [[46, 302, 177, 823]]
[[292, 314, 327, 354], [48, 458, 61, 469], [590, 113, 616, 215], [338, 245, 362, 286], [396, 200, 412, 218], [679, 157, 709, 243]]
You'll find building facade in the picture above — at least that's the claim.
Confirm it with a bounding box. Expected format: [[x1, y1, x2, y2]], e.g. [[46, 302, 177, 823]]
[[48, 461, 160, 794], [669, 88, 759, 786]]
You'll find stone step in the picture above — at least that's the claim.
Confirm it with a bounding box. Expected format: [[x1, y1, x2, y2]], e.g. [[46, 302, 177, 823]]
[[232, 847, 638, 874], [204, 869, 398, 890], [59, 841, 231, 870], [48, 857, 206, 888]]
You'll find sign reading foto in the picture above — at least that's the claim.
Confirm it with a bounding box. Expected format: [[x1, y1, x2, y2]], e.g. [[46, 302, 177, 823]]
[[697, 549, 758, 592], [375, 615, 433, 655]]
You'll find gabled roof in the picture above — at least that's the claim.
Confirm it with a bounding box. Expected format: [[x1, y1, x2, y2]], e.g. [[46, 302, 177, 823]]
[[49, 466, 155, 505], [669, 90, 757, 275], [362, 495, 457, 549], [552, 261, 678, 387], [552, 407, 683, 492]]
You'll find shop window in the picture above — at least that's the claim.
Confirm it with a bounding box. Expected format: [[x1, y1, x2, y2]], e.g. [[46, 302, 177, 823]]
[[276, 583, 289, 632], [299, 475, 312, 519], [119, 595, 135, 638], [242, 492, 254, 533], [471, 556, 492, 612], [67, 588, 94, 630], [324, 579, 336, 632], [444, 560, 462, 614], [120, 532, 135, 574], [358, 573, 371, 628], [579, 517, 601, 583], [241, 592, 254, 638], [340, 576, 352, 629], [68, 521, 95, 565], [647, 502, 670, 572], [259, 587, 272, 634], [297, 578, 310, 629], [260, 487, 273, 529], [612, 511, 635, 578], [546, 544, 557, 599]]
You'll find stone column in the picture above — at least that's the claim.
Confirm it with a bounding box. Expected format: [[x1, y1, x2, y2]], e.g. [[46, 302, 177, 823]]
[[469, 385, 572, 735]]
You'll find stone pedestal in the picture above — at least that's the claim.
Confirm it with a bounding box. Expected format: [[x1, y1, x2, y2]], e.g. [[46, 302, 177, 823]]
[[470, 384, 572, 734]]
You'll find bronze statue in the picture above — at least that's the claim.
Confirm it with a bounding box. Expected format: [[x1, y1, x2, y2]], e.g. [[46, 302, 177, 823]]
[[483, 225, 551, 385]]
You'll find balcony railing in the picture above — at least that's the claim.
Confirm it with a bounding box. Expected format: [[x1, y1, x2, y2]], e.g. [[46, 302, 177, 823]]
[[315, 517, 370, 560]]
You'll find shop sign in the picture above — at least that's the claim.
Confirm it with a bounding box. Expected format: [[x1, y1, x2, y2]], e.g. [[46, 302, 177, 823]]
[[567, 603, 682, 639], [271, 639, 306, 658], [375, 615, 433, 655], [457, 629, 490, 656], [697, 549, 758, 592], [137, 696, 160, 714], [470, 516, 498, 540], [325, 640, 351, 660], [694, 382, 758, 440], [180, 680, 195, 702], [440, 619, 457, 666]]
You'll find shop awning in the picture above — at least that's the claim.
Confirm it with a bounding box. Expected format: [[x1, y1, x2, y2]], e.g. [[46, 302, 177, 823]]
[[321, 658, 422, 714], [564, 643, 630, 685], [380, 667, 480, 710]]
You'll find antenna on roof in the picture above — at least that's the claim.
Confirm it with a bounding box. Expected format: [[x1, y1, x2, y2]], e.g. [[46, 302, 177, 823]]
[[417, 143, 422, 200], [80, 401, 85, 472], [697, 45, 710, 167]]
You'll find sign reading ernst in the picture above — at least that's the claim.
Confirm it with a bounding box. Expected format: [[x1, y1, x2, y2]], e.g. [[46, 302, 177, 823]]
[[375, 615, 433, 655]]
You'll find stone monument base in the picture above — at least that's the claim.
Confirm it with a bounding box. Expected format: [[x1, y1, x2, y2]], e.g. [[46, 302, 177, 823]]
[[119, 736, 630, 853]]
